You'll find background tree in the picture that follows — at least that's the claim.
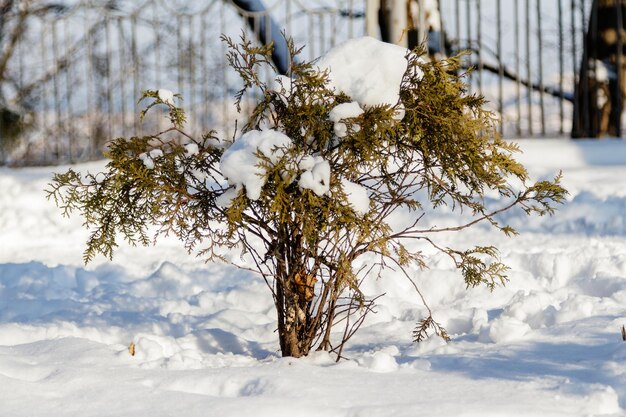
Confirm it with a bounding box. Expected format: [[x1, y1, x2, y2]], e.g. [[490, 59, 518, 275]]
[[0, 0, 121, 163], [572, 0, 626, 138], [231, 0, 289, 75], [0, 0, 73, 158], [48, 36, 566, 358]]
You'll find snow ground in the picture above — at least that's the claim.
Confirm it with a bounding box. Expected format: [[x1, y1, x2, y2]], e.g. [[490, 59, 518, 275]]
[[1, 139, 626, 416]]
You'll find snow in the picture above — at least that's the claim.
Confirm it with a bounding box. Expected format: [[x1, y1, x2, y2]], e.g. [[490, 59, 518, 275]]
[[317, 36, 416, 110], [329, 101, 364, 138], [340, 178, 370, 215], [138, 149, 164, 170], [184, 143, 199, 156], [157, 89, 175, 106], [139, 152, 155, 169], [219, 129, 293, 201], [298, 156, 330, 196], [2, 139, 626, 416]]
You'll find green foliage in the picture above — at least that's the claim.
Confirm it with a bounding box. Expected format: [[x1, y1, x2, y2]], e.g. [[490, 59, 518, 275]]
[[138, 90, 186, 127], [47, 34, 568, 358]]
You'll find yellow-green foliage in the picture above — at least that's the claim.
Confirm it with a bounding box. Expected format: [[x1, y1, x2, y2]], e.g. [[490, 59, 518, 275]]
[[47, 35, 567, 357]]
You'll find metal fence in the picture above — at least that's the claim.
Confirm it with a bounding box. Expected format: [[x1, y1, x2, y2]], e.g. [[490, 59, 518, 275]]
[[0, 0, 600, 165]]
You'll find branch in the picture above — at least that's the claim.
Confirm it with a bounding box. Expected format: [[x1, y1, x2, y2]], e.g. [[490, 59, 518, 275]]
[[0, 0, 29, 82], [464, 53, 573, 102]]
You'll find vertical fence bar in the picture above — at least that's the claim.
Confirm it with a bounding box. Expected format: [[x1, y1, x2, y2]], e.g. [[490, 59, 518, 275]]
[[466, 0, 472, 89], [558, 0, 564, 134], [438, 0, 445, 53], [220, 1, 229, 137], [131, 14, 139, 133], [581, 0, 589, 134], [84, 11, 95, 158], [616, 1, 623, 137], [188, 14, 196, 129], [52, 21, 61, 160], [348, 0, 354, 39], [571, 0, 577, 112], [590, 0, 598, 136], [40, 21, 49, 163], [152, 2, 162, 135], [331, 8, 337, 48], [177, 14, 184, 101], [525, 0, 533, 135], [477, 0, 482, 91], [320, 13, 325, 55], [536, 0, 545, 135], [17, 18, 24, 97], [455, 0, 460, 54], [497, 0, 503, 134], [105, 16, 113, 142], [308, 12, 315, 61], [265, 13, 272, 85], [64, 19, 74, 161], [515, 0, 522, 136], [418, 0, 426, 47], [153, 3, 160, 90], [287, 0, 293, 40], [200, 10, 208, 132], [117, 18, 127, 139]]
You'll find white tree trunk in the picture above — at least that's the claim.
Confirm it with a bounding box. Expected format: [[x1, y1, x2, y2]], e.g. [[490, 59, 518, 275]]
[[389, 0, 408, 47], [365, 0, 381, 38]]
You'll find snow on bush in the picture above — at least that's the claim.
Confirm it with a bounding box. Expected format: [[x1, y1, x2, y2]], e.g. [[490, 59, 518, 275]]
[[317, 36, 417, 108], [219, 128, 293, 201]]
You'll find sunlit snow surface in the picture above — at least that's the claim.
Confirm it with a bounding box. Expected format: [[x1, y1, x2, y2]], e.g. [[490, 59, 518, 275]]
[[2, 139, 626, 416]]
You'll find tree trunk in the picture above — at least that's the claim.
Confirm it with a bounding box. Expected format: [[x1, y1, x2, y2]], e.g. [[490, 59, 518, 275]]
[[274, 231, 317, 358], [231, 0, 290, 75], [572, 0, 626, 138], [276, 276, 315, 357]]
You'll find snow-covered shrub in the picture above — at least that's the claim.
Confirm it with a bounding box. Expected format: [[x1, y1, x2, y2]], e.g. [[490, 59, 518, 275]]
[[47, 35, 566, 358]]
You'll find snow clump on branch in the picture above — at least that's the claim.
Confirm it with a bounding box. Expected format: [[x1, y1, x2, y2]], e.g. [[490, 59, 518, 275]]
[[218, 129, 293, 204]]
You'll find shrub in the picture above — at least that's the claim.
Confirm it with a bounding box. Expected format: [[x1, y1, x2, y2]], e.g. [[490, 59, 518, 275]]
[[47, 35, 567, 358]]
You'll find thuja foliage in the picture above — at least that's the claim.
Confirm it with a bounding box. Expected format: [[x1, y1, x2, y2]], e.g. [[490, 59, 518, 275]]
[[47, 36, 567, 358]]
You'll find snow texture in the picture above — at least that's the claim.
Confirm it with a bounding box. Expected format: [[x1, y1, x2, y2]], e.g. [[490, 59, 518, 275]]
[[317, 36, 415, 110], [2, 139, 626, 416], [219, 129, 293, 201], [184, 143, 199, 157], [157, 89, 175, 106], [298, 156, 330, 196], [328, 101, 364, 138], [340, 178, 369, 215]]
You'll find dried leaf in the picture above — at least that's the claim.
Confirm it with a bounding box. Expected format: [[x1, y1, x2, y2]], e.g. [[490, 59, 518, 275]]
[[294, 271, 317, 302]]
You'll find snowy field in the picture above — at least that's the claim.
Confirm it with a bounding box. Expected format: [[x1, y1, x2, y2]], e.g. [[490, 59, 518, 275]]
[[1, 139, 626, 416]]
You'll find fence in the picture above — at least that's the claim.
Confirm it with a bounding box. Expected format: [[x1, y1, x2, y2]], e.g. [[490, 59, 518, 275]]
[[0, 0, 603, 165]]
